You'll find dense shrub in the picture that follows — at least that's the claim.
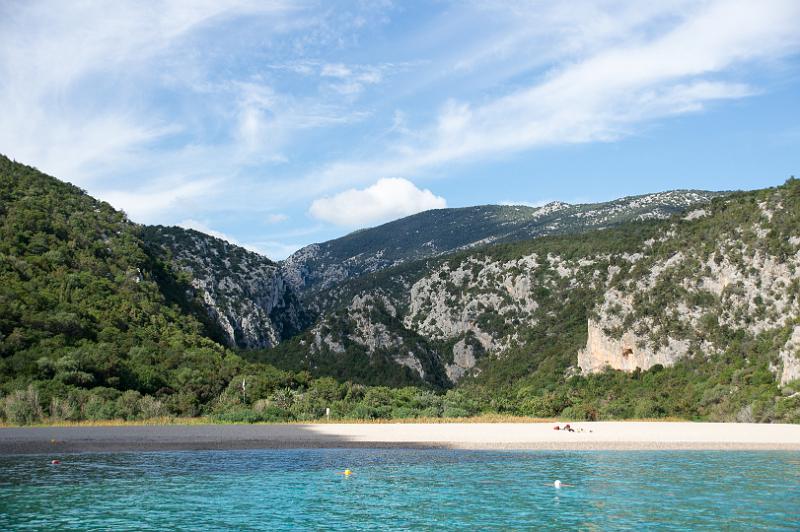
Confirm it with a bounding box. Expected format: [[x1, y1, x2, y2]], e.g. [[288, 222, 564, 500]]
[[1, 385, 44, 424]]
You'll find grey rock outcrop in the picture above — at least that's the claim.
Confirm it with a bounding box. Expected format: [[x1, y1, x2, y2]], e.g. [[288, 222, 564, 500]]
[[778, 326, 800, 385], [577, 319, 689, 373], [143, 226, 307, 349]]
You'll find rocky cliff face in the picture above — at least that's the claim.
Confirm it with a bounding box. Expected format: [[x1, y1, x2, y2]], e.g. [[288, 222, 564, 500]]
[[272, 180, 800, 390], [142, 226, 307, 349], [578, 183, 800, 383], [577, 319, 689, 373], [141, 179, 797, 392], [305, 291, 443, 383], [291, 243, 628, 386], [778, 326, 800, 385]]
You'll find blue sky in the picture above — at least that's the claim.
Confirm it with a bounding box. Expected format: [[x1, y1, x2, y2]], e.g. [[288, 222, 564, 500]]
[[1, 1, 799, 259]]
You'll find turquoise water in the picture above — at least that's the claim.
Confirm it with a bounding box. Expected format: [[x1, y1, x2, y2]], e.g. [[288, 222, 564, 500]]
[[1, 450, 799, 530]]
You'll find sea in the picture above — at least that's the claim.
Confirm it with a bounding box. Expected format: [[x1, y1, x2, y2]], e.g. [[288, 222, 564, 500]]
[[1, 449, 798, 530]]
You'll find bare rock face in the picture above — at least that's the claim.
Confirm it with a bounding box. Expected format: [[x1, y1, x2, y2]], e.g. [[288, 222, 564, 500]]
[[445, 339, 478, 382], [396, 352, 426, 379], [778, 326, 800, 385], [577, 184, 800, 378], [578, 320, 689, 373], [305, 292, 436, 382], [142, 226, 307, 349]]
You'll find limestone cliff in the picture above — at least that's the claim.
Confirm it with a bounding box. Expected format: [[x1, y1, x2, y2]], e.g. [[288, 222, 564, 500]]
[[142, 226, 307, 349], [577, 319, 689, 373], [578, 182, 800, 382], [778, 326, 800, 385], [260, 179, 800, 393]]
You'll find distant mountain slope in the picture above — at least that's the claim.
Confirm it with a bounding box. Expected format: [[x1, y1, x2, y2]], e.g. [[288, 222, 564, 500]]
[[142, 226, 307, 349], [282, 190, 724, 293]]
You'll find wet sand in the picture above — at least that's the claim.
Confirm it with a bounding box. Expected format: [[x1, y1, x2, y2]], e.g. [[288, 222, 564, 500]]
[[2, 422, 799, 454]]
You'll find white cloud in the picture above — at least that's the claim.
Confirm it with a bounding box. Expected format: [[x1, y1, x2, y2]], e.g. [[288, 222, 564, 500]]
[[2, 0, 798, 252], [320, 63, 384, 96], [321, 63, 352, 78], [246, 240, 305, 260], [229, 79, 371, 161], [309, 178, 447, 226], [178, 219, 283, 257]]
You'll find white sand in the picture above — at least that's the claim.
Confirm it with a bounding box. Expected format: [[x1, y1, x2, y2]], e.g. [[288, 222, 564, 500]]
[[2, 422, 800, 453], [300, 422, 800, 449]]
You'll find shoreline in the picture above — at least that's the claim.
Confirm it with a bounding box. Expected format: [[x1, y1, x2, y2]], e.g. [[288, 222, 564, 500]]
[[2, 422, 800, 454]]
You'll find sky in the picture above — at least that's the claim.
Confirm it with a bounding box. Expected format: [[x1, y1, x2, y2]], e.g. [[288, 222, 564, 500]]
[[1, 0, 799, 259]]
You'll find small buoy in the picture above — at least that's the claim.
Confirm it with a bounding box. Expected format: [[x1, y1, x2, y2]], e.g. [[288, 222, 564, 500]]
[[50, 439, 56, 444], [554, 479, 562, 489], [343, 469, 352, 476], [51, 460, 61, 465]]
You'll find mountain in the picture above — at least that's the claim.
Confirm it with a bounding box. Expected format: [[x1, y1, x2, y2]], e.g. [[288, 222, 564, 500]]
[[142, 225, 308, 349], [1, 153, 797, 424], [281, 191, 724, 294], [260, 179, 800, 421], [0, 155, 244, 416]]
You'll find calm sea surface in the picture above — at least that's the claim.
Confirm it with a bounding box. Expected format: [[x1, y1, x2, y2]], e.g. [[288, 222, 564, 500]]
[[1, 449, 798, 530]]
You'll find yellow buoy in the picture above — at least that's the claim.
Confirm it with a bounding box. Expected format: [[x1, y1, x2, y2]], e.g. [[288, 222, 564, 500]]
[[343, 469, 352, 476]]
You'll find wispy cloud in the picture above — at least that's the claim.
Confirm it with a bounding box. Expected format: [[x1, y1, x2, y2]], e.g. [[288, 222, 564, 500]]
[[301, 0, 800, 194], [244, 240, 305, 260], [0, 1, 296, 184], [102, 177, 221, 223], [0, 0, 382, 222], [265, 213, 289, 224], [178, 219, 296, 258]]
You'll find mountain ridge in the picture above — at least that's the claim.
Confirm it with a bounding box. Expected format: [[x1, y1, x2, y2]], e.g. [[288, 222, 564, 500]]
[[281, 189, 726, 295]]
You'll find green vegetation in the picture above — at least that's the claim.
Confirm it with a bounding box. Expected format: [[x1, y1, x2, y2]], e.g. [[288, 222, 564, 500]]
[[0, 155, 797, 425], [256, 180, 800, 423], [459, 329, 800, 423], [0, 155, 267, 420]]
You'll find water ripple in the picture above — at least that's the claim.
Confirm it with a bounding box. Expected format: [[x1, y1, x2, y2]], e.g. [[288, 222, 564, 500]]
[[1, 450, 798, 531]]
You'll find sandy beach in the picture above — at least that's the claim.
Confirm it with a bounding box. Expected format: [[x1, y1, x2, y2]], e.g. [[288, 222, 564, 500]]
[[1, 422, 800, 454]]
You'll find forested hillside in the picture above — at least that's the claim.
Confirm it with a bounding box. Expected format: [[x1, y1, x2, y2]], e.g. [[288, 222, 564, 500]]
[[0, 155, 253, 417], [1, 155, 797, 424]]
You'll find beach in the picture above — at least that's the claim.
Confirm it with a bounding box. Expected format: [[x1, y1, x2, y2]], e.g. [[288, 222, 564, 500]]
[[1, 421, 800, 454]]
